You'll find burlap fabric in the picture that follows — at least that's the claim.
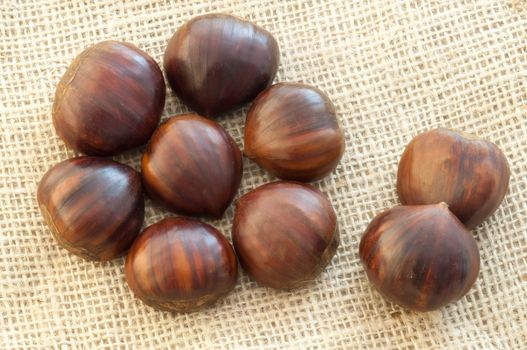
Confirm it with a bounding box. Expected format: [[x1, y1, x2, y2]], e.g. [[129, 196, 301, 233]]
[[1, 1, 526, 349]]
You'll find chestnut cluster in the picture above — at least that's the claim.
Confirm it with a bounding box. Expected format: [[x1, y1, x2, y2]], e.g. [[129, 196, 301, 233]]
[[359, 128, 510, 312], [38, 14, 344, 313]]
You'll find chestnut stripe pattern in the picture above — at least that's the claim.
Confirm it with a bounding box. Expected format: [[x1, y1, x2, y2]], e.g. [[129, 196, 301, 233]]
[[53, 41, 165, 156], [244, 83, 345, 182], [141, 114, 243, 218], [397, 128, 510, 229], [125, 217, 238, 312], [37, 157, 144, 261], [164, 14, 279, 117], [232, 182, 339, 290], [359, 204, 480, 311]]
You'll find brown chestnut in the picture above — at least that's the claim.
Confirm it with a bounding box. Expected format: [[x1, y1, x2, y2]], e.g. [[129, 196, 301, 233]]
[[141, 114, 243, 218], [244, 83, 345, 182], [359, 203, 480, 312], [397, 128, 510, 229], [53, 41, 166, 156], [37, 157, 144, 261], [125, 217, 238, 312], [163, 14, 279, 117], [232, 181, 339, 289]]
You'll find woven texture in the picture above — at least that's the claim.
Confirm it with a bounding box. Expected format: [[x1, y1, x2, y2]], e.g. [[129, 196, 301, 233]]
[[1, 0, 527, 349]]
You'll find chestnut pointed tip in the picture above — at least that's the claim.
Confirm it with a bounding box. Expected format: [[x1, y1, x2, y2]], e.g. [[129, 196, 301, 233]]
[[438, 202, 449, 209], [434, 127, 481, 142]]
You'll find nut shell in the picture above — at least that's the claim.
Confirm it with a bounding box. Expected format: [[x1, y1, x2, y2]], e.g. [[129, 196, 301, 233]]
[[37, 157, 144, 261], [232, 181, 339, 289], [53, 41, 165, 156], [397, 128, 510, 229], [125, 217, 238, 312], [141, 114, 243, 218], [359, 204, 480, 311], [164, 13, 279, 117], [244, 83, 345, 181]]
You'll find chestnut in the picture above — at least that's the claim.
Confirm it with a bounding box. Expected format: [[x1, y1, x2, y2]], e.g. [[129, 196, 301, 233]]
[[232, 181, 339, 289], [141, 114, 243, 218], [397, 128, 510, 229], [244, 83, 345, 182], [359, 203, 480, 312], [163, 13, 279, 117], [125, 217, 238, 312], [37, 157, 144, 261], [53, 41, 166, 156]]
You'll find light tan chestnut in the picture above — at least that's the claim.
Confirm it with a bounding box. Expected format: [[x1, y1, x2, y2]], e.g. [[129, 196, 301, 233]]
[[397, 128, 510, 229]]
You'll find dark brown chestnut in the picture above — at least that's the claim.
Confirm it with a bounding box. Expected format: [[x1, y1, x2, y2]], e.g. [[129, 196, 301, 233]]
[[141, 114, 243, 218], [53, 41, 166, 156], [163, 13, 279, 117], [125, 217, 238, 312], [244, 83, 345, 182], [232, 181, 339, 289], [37, 157, 144, 261], [359, 203, 480, 312], [397, 128, 510, 229]]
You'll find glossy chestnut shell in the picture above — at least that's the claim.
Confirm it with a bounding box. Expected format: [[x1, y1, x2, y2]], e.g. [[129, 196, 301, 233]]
[[359, 204, 480, 312], [141, 114, 243, 218], [244, 83, 345, 182], [125, 217, 238, 312], [53, 41, 166, 156], [37, 157, 144, 261], [163, 13, 279, 117], [232, 181, 339, 289], [397, 128, 510, 229]]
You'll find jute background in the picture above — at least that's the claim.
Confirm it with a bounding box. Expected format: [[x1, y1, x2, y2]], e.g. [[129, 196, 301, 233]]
[[1, 0, 526, 349]]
